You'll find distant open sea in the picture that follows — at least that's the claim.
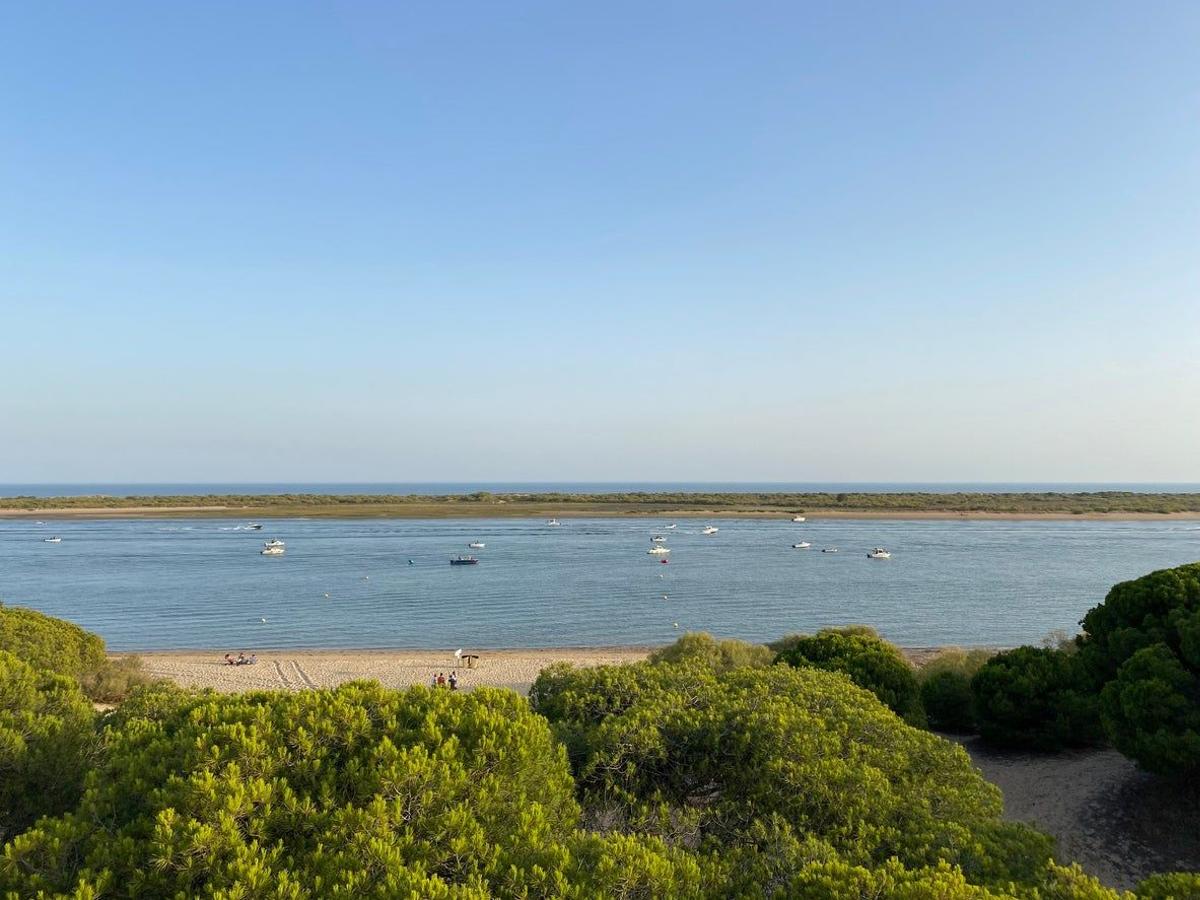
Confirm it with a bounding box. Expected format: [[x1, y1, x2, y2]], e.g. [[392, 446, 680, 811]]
[[4, 482, 1200, 497]]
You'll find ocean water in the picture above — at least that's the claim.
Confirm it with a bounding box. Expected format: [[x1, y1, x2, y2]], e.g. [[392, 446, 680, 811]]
[[4, 482, 1200, 497], [2, 517, 1199, 651]]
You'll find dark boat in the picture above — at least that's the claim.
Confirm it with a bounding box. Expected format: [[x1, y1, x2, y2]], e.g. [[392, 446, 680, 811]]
[[450, 556, 479, 566]]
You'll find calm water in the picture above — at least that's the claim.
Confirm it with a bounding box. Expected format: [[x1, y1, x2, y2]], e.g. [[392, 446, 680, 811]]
[[2, 517, 1198, 651]]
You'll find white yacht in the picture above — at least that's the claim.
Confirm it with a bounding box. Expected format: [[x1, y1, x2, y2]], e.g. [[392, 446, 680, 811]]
[[702, 526, 719, 535], [792, 541, 811, 549], [263, 539, 285, 549], [792, 515, 806, 522], [665, 523, 677, 529], [468, 542, 486, 549], [261, 546, 285, 556], [43, 536, 62, 543], [867, 548, 891, 559], [247, 523, 264, 530], [647, 545, 671, 555], [651, 535, 667, 543], [546, 518, 561, 527]]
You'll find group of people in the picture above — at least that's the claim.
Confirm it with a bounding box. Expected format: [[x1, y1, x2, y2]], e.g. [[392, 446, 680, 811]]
[[431, 671, 459, 690], [223, 652, 257, 666]]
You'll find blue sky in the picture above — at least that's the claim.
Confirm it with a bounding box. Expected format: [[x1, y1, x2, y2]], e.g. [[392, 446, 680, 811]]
[[2, 2, 1198, 482]]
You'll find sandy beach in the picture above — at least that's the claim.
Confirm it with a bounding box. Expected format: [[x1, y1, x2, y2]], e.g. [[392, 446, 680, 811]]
[[139, 647, 656, 696]]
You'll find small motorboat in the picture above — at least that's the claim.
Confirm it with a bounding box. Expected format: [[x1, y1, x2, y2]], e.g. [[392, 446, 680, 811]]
[[792, 542, 811, 549], [261, 546, 285, 556], [867, 548, 891, 560], [702, 526, 719, 535], [468, 542, 486, 549], [647, 546, 671, 555], [247, 523, 263, 530], [792, 515, 806, 522], [546, 518, 561, 526], [822, 548, 839, 553], [665, 524, 677, 529], [263, 539, 285, 549], [450, 555, 479, 565], [43, 536, 62, 543], [651, 535, 667, 543]]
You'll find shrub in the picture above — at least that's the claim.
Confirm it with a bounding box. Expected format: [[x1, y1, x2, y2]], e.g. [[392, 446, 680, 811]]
[[530, 659, 1053, 890], [0, 651, 97, 843], [971, 646, 1102, 751], [919, 649, 993, 733], [1099, 644, 1200, 777], [0, 606, 106, 681], [1078, 563, 1200, 776], [78, 654, 159, 703], [1136, 871, 1200, 898], [0, 682, 582, 897], [649, 632, 774, 671], [773, 627, 924, 725]]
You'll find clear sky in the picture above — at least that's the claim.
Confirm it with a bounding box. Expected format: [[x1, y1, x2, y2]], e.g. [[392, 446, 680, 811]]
[[2, 2, 1198, 483]]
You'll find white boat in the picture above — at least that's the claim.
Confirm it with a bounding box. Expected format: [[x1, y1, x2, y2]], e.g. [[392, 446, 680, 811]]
[[263, 539, 285, 548], [43, 536, 62, 543], [647, 546, 671, 555], [792, 516, 806, 522], [261, 546, 285, 556], [651, 535, 667, 543], [822, 548, 838, 553], [468, 542, 485, 549], [247, 523, 263, 530], [867, 548, 891, 559], [665, 524, 677, 529], [546, 519, 561, 527], [702, 526, 719, 535], [792, 542, 811, 549]]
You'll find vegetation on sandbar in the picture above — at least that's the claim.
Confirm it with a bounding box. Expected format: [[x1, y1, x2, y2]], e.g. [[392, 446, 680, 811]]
[[4, 489, 1200, 517]]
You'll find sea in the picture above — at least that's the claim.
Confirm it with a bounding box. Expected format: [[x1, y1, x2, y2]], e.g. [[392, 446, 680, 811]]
[[3, 511, 1199, 652]]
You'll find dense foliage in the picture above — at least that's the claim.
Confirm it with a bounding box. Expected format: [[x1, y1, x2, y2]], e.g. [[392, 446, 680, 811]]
[[2, 682, 693, 898], [919, 648, 993, 733], [1077, 564, 1200, 777], [0, 605, 154, 703], [531, 659, 1052, 891], [773, 626, 925, 725], [0, 651, 96, 843], [648, 632, 774, 671], [0, 606, 106, 682], [971, 647, 1101, 751]]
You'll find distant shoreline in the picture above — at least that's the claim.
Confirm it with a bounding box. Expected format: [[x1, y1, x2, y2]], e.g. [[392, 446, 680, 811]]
[[4, 505, 1200, 521]]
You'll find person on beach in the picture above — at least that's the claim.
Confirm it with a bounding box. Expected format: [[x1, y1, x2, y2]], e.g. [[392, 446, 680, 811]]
[[246, 653, 257, 665], [448, 671, 458, 690], [236, 652, 246, 665], [437, 672, 446, 687], [431, 673, 438, 688], [224, 653, 234, 665]]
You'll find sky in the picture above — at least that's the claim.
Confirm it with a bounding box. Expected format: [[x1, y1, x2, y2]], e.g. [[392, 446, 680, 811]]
[[2, 2, 1198, 483]]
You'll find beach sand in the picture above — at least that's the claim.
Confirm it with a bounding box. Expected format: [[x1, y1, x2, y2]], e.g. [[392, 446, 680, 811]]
[[139, 647, 655, 696]]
